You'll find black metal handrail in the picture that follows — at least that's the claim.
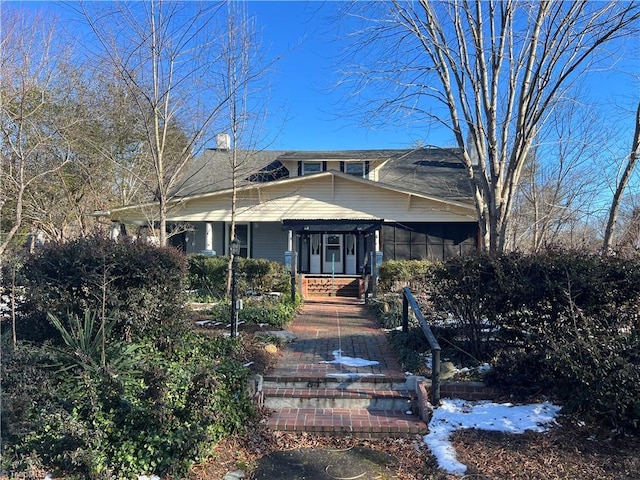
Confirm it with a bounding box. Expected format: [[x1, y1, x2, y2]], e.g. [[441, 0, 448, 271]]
[[401, 287, 441, 404]]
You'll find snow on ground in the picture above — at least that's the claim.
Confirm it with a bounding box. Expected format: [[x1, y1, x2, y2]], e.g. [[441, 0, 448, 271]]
[[326, 372, 385, 378], [425, 399, 561, 476], [319, 349, 380, 367]]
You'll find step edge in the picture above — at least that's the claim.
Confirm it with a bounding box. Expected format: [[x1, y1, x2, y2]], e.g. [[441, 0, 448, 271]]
[[262, 388, 416, 398]]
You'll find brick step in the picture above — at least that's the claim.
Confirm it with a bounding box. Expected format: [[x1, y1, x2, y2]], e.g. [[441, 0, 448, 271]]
[[263, 386, 415, 410], [266, 407, 427, 438], [303, 277, 361, 298], [306, 289, 359, 298], [263, 375, 417, 391]]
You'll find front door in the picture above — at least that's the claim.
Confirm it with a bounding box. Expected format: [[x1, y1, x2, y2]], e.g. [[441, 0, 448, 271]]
[[310, 234, 321, 273], [323, 234, 343, 273], [345, 234, 357, 274]]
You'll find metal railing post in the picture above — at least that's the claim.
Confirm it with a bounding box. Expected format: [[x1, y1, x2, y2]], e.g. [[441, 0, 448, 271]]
[[432, 347, 441, 405], [402, 286, 442, 406], [402, 291, 409, 332]]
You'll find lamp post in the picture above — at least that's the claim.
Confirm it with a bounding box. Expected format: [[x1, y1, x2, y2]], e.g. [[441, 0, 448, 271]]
[[229, 237, 241, 338]]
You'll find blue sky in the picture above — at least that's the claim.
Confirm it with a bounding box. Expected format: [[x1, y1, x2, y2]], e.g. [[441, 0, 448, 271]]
[[246, 1, 439, 150], [8, 0, 450, 151], [7, 1, 640, 152]]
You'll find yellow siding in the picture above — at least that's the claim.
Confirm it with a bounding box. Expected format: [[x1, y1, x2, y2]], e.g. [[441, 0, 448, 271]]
[[153, 175, 474, 223]]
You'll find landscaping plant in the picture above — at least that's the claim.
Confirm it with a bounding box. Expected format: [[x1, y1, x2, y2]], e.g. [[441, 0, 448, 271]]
[[1, 235, 256, 478], [376, 251, 640, 433]]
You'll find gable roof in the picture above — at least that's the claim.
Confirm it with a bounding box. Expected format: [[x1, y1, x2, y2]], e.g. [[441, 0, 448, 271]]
[[172, 147, 473, 201], [109, 169, 476, 224]]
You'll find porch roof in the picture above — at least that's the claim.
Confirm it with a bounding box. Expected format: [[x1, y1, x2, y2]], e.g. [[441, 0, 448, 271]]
[[282, 218, 383, 234]]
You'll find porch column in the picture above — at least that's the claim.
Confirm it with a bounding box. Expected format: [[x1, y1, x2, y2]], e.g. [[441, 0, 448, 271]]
[[205, 222, 213, 251], [287, 230, 296, 302], [372, 229, 381, 298]]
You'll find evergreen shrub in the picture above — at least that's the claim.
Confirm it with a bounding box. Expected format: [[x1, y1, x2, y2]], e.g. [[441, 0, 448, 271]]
[[16, 235, 188, 344], [187, 254, 290, 300]]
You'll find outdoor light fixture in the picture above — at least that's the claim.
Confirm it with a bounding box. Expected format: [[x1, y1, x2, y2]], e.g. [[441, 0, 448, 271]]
[[230, 237, 241, 338], [230, 237, 241, 257]]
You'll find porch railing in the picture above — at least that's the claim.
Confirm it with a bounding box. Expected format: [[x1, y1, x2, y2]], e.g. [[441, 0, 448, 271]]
[[401, 287, 441, 404]]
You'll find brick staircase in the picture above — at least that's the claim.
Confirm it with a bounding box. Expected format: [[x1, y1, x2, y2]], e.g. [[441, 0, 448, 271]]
[[262, 374, 428, 438], [302, 276, 361, 298], [258, 298, 429, 438]]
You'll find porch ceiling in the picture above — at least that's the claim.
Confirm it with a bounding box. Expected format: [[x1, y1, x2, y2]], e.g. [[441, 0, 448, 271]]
[[282, 218, 383, 234]]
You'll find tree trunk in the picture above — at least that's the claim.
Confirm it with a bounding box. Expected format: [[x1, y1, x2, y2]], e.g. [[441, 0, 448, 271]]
[[603, 102, 640, 252]]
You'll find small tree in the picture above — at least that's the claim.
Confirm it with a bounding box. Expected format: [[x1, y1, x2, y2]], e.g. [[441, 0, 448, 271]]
[[79, 1, 230, 245]]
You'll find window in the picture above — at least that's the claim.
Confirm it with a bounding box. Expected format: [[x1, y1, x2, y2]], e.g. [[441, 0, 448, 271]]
[[343, 161, 369, 178], [302, 162, 322, 175]]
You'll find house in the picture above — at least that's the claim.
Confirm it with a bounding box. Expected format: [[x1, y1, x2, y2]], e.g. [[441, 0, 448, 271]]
[[107, 136, 479, 296]]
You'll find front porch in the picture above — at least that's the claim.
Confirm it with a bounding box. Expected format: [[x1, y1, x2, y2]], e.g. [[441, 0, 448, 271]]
[[283, 219, 383, 277]]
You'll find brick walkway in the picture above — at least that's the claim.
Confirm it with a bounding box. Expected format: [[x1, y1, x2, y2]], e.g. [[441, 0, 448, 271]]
[[270, 297, 404, 378], [264, 297, 427, 437]]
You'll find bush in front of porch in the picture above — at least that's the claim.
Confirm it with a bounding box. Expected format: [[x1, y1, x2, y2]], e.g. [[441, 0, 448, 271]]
[[187, 254, 290, 301]]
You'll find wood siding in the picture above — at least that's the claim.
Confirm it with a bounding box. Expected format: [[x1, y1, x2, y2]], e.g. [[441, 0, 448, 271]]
[[252, 222, 288, 262], [139, 175, 475, 224]]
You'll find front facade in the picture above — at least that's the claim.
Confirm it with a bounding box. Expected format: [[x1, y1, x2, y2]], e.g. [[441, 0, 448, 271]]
[[107, 145, 479, 286]]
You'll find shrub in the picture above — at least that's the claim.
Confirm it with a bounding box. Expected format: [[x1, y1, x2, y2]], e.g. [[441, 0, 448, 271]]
[[384, 249, 640, 431], [378, 260, 433, 295], [206, 293, 302, 328], [188, 255, 290, 300], [13, 235, 188, 344], [1, 329, 254, 479], [2, 235, 259, 477], [187, 254, 229, 299], [431, 250, 640, 432]]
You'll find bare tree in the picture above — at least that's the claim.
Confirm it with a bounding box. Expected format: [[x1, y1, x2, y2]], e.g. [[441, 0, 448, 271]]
[[79, 1, 230, 246], [603, 101, 640, 251], [218, 1, 274, 296], [0, 9, 77, 256], [341, 0, 640, 252], [509, 99, 607, 251]]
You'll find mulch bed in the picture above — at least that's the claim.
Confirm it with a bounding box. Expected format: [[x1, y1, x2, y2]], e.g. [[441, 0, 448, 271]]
[[189, 416, 640, 479]]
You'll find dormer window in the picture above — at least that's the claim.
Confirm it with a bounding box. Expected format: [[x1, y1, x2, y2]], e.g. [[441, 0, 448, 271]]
[[342, 161, 369, 178], [301, 161, 322, 175]]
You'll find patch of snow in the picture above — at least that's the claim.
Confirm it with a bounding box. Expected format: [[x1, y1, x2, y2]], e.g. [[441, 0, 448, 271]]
[[223, 470, 246, 479], [424, 399, 561, 476], [424, 359, 492, 377], [138, 476, 160, 480], [382, 326, 403, 332], [477, 363, 491, 373], [319, 349, 380, 367], [425, 356, 433, 371], [326, 373, 385, 379]]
